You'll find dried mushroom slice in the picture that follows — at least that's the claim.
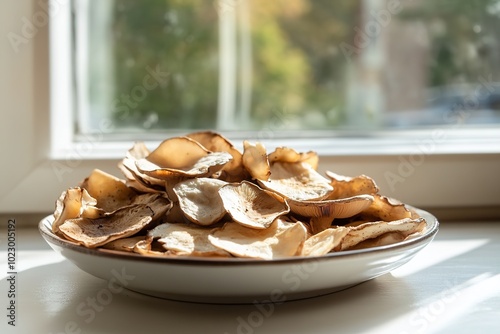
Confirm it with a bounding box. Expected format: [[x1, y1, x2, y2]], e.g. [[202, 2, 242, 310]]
[[133, 237, 170, 257], [148, 223, 230, 257], [130, 193, 172, 221], [268, 147, 319, 170], [124, 177, 163, 194], [173, 178, 228, 226], [271, 219, 308, 258], [136, 151, 233, 180], [128, 141, 151, 159], [337, 217, 426, 251], [102, 236, 147, 252], [79, 188, 105, 219], [136, 136, 231, 189], [218, 181, 290, 229], [53, 188, 84, 234], [136, 151, 232, 224], [242, 141, 271, 181], [80, 169, 136, 213], [361, 194, 413, 221], [258, 161, 333, 201], [300, 226, 349, 257], [186, 131, 248, 182], [146, 136, 210, 168], [125, 137, 231, 195], [118, 142, 165, 193], [118, 141, 150, 183], [58, 205, 156, 248], [288, 194, 374, 218], [292, 195, 374, 234], [208, 219, 308, 260], [325, 171, 379, 199], [52, 187, 102, 234], [347, 232, 406, 250]]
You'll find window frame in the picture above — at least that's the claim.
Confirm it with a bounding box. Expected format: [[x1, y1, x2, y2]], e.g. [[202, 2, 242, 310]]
[[1, 0, 499, 218]]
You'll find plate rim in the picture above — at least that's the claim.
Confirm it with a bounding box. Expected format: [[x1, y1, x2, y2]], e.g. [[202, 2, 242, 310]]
[[39, 208, 439, 266]]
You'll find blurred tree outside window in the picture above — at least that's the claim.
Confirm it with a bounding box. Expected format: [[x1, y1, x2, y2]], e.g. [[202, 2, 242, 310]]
[[74, 0, 500, 140]]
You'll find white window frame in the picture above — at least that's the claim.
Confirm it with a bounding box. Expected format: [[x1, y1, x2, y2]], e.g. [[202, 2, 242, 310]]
[[1, 0, 499, 218]]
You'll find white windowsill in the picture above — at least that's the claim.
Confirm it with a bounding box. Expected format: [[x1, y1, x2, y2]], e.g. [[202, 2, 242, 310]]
[[51, 127, 500, 160], [3, 220, 500, 333]]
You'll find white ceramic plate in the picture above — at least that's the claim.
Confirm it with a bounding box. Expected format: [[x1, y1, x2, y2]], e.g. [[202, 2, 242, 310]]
[[39, 208, 438, 304]]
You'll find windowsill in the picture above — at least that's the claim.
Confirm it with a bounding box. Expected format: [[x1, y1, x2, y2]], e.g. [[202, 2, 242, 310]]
[[52, 126, 500, 160], [3, 219, 500, 333]]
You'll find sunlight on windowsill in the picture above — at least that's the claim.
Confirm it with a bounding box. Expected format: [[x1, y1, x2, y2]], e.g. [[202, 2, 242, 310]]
[[371, 272, 500, 333], [391, 239, 490, 278]]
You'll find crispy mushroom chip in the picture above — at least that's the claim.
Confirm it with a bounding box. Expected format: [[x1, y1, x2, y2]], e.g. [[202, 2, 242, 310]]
[[295, 195, 374, 234], [289, 195, 374, 219], [173, 178, 228, 226], [242, 140, 271, 181], [148, 223, 230, 257], [130, 192, 172, 221], [208, 219, 307, 260], [218, 181, 290, 229], [258, 161, 333, 202], [58, 205, 156, 248], [361, 194, 413, 221], [52, 187, 101, 235], [147, 136, 210, 168], [80, 169, 137, 213], [325, 171, 379, 199], [57, 193, 170, 248], [102, 236, 148, 253], [347, 232, 407, 250], [338, 217, 426, 251], [268, 147, 319, 170], [301, 227, 349, 257], [118, 142, 165, 193], [136, 151, 233, 180], [186, 131, 248, 181]]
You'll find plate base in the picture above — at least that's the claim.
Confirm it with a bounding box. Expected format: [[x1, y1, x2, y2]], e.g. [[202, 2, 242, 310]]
[[125, 282, 364, 304]]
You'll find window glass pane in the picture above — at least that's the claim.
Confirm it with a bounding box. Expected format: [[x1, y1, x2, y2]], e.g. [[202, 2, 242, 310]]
[[75, 0, 500, 138], [78, 0, 220, 133]]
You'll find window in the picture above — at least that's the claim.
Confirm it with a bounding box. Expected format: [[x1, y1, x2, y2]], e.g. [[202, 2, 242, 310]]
[[1, 0, 499, 218], [74, 0, 500, 138]]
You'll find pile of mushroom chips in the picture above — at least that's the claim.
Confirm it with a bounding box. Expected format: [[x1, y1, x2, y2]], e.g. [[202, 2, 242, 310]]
[[52, 132, 426, 260]]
